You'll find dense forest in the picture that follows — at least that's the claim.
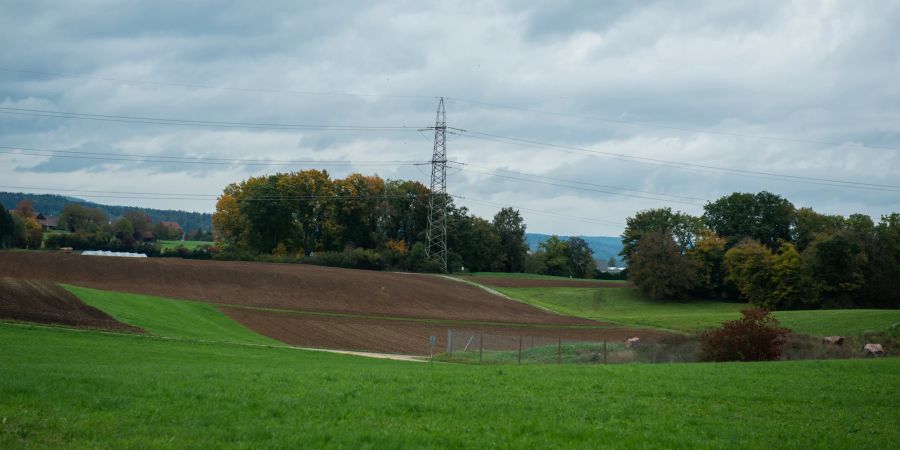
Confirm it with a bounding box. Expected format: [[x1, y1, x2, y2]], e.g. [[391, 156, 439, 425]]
[[213, 170, 533, 272], [622, 191, 900, 309]]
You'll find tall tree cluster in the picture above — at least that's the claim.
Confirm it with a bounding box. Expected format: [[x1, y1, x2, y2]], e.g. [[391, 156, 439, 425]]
[[622, 191, 900, 309], [524, 235, 597, 278], [1, 200, 43, 249], [0, 204, 16, 249], [45, 207, 160, 252], [212, 170, 529, 273]]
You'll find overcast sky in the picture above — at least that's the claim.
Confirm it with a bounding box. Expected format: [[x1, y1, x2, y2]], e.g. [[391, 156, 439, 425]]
[[1, 1, 898, 236]]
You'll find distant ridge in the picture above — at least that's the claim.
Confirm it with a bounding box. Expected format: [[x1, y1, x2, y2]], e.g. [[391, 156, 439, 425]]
[[525, 233, 623, 265], [0, 191, 212, 232]]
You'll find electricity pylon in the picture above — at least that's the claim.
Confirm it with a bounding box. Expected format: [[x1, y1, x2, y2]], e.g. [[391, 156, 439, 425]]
[[425, 97, 448, 271]]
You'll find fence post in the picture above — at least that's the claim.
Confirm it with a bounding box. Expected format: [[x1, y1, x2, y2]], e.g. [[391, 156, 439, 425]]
[[603, 340, 607, 364], [652, 344, 657, 364], [479, 332, 483, 364], [557, 337, 562, 364], [447, 330, 453, 361], [518, 336, 523, 364]]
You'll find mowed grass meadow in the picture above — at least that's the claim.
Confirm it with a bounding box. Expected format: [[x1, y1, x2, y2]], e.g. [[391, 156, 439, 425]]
[[62, 285, 280, 345], [0, 283, 897, 448], [2, 323, 898, 449], [157, 240, 212, 250], [468, 272, 630, 282], [494, 286, 900, 336]]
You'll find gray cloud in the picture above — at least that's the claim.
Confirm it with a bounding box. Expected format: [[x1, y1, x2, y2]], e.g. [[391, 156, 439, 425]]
[[1, 0, 898, 236]]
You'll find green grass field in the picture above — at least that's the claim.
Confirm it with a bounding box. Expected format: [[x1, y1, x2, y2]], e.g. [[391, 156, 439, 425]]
[[157, 240, 212, 250], [465, 272, 629, 282], [2, 323, 898, 449], [494, 287, 900, 336], [63, 285, 279, 345]]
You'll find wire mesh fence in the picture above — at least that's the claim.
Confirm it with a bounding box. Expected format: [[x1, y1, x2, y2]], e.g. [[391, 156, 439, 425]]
[[427, 329, 888, 365], [430, 329, 697, 365]]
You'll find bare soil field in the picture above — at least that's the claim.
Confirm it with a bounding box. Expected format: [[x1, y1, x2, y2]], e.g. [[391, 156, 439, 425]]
[[0, 278, 142, 332], [468, 278, 634, 288], [221, 307, 668, 355], [0, 252, 595, 325]]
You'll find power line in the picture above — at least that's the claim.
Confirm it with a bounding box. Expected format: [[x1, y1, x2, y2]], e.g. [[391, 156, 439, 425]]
[[446, 96, 900, 153], [0, 145, 428, 167], [452, 195, 622, 227], [5, 106, 895, 192], [0, 185, 429, 201], [459, 130, 900, 193], [11, 105, 881, 193], [451, 162, 707, 205], [6, 143, 701, 209], [3, 143, 687, 216], [4, 66, 893, 153], [0, 67, 437, 100], [0, 107, 418, 132], [0, 184, 619, 227]]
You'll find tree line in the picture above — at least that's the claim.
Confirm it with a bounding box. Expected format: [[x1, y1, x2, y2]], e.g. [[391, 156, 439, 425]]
[[0, 200, 211, 253], [212, 170, 530, 272], [0, 191, 213, 233], [522, 235, 599, 278], [623, 191, 900, 309]]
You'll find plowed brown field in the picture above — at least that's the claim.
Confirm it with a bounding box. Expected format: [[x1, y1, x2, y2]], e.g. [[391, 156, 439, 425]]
[[0, 252, 668, 353], [0, 277, 141, 332], [0, 252, 593, 324], [221, 307, 666, 355], [467, 278, 634, 288]]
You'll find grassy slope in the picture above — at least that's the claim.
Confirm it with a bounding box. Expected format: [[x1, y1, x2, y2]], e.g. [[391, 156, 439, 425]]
[[495, 287, 900, 336], [157, 240, 211, 250], [467, 272, 628, 282], [63, 285, 279, 346], [2, 324, 898, 449]]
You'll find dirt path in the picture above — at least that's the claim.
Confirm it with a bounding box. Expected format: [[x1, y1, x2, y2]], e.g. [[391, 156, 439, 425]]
[[463, 277, 634, 288], [296, 347, 426, 362]]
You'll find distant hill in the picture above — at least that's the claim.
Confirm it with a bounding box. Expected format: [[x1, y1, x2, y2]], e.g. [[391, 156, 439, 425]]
[[0, 192, 213, 232], [525, 233, 623, 266]]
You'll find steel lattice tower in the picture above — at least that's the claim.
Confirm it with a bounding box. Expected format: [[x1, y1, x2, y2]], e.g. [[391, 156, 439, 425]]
[[425, 97, 448, 271]]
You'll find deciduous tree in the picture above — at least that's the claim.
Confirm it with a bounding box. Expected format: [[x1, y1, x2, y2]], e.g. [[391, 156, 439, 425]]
[[59, 204, 108, 232], [793, 207, 845, 251], [121, 210, 153, 239], [723, 239, 774, 308], [0, 205, 14, 248], [865, 214, 900, 308], [629, 231, 700, 299], [620, 208, 702, 264], [803, 231, 867, 308], [770, 242, 816, 309], [687, 230, 728, 298], [703, 191, 795, 250], [13, 199, 35, 218], [565, 237, 595, 278], [538, 235, 571, 276], [493, 207, 528, 272]]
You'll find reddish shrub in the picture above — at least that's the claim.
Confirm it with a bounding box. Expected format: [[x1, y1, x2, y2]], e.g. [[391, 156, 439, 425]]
[[700, 309, 791, 362]]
